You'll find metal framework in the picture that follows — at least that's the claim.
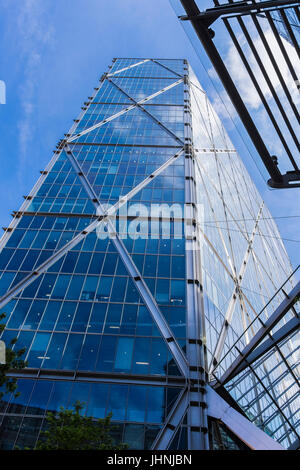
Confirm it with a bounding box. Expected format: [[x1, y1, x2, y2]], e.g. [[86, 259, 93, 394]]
[[216, 280, 300, 385], [0, 57, 298, 450], [177, 0, 300, 188]]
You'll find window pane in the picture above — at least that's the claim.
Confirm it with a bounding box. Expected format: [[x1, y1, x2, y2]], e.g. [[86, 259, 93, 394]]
[[114, 337, 134, 371], [127, 386, 147, 422]]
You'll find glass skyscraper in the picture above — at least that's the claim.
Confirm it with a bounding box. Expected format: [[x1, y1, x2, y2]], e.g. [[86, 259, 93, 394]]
[[0, 58, 298, 450]]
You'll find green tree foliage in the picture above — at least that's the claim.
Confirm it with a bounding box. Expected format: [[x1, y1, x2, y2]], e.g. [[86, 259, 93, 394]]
[[36, 401, 128, 450], [0, 313, 27, 400]]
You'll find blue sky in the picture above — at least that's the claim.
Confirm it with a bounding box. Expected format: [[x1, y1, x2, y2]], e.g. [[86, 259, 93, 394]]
[[0, 0, 299, 271]]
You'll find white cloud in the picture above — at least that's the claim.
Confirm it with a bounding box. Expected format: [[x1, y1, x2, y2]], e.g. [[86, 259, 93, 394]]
[[207, 22, 300, 168], [7, 0, 56, 187], [221, 27, 300, 110]]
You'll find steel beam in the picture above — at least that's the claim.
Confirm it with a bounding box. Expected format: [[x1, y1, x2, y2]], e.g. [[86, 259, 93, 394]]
[[108, 78, 184, 145], [64, 147, 190, 378], [224, 317, 299, 380], [217, 281, 300, 385], [107, 59, 150, 77], [68, 79, 183, 143], [7, 368, 186, 387], [179, 0, 284, 186], [207, 386, 284, 450], [288, 438, 300, 450], [181, 0, 299, 25], [209, 203, 264, 373], [151, 388, 188, 450], [177, 0, 300, 188], [184, 71, 209, 450]]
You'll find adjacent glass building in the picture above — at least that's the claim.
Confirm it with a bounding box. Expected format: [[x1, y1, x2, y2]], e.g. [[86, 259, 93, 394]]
[[0, 58, 298, 450]]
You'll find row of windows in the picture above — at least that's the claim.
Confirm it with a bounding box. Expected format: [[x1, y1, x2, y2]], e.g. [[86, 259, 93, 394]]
[[107, 77, 181, 97], [109, 61, 180, 79], [32, 154, 185, 211], [0, 415, 161, 450], [7, 218, 186, 251], [1, 379, 182, 424], [83, 160, 184, 181], [27, 197, 95, 215], [16, 215, 92, 231], [70, 145, 180, 165], [82, 155, 185, 179], [3, 297, 186, 337], [2, 329, 182, 375], [5, 228, 80, 251], [1, 228, 186, 282], [92, 80, 132, 104], [79, 101, 185, 129], [77, 116, 182, 147], [91, 186, 185, 204], [9, 272, 186, 306], [93, 77, 183, 107], [0, 252, 185, 281], [3, 227, 185, 256]]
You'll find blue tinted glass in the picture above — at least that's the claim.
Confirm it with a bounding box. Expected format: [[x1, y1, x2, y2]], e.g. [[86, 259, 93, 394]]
[[68, 382, 90, 414], [6, 230, 25, 248], [123, 424, 144, 450], [59, 334, 84, 370], [107, 384, 128, 421], [102, 253, 117, 275], [32, 232, 48, 249], [136, 306, 153, 335], [78, 334, 100, 371], [27, 333, 51, 368], [96, 276, 113, 301], [47, 381, 72, 413], [7, 379, 34, 414], [65, 276, 84, 300], [146, 387, 165, 423], [61, 252, 78, 273], [170, 280, 185, 304], [150, 338, 167, 375], [74, 252, 91, 273], [132, 337, 151, 375], [7, 300, 32, 329], [81, 277, 98, 301], [171, 256, 185, 278], [0, 249, 13, 270], [39, 301, 61, 330], [17, 216, 32, 229], [24, 300, 46, 329], [26, 380, 53, 415], [87, 383, 109, 418], [96, 335, 117, 372], [88, 303, 106, 332], [71, 302, 92, 331], [0, 273, 15, 296], [88, 253, 104, 274], [125, 278, 140, 303], [155, 279, 169, 304], [110, 277, 127, 302], [120, 305, 137, 335], [20, 250, 40, 271], [36, 274, 56, 299], [114, 337, 134, 371], [55, 302, 76, 331], [19, 231, 37, 249], [42, 333, 67, 369], [127, 387, 147, 422], [13, 331, 35, 360], [52, 275, 71, 299], [6, 250, 27, 270]]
